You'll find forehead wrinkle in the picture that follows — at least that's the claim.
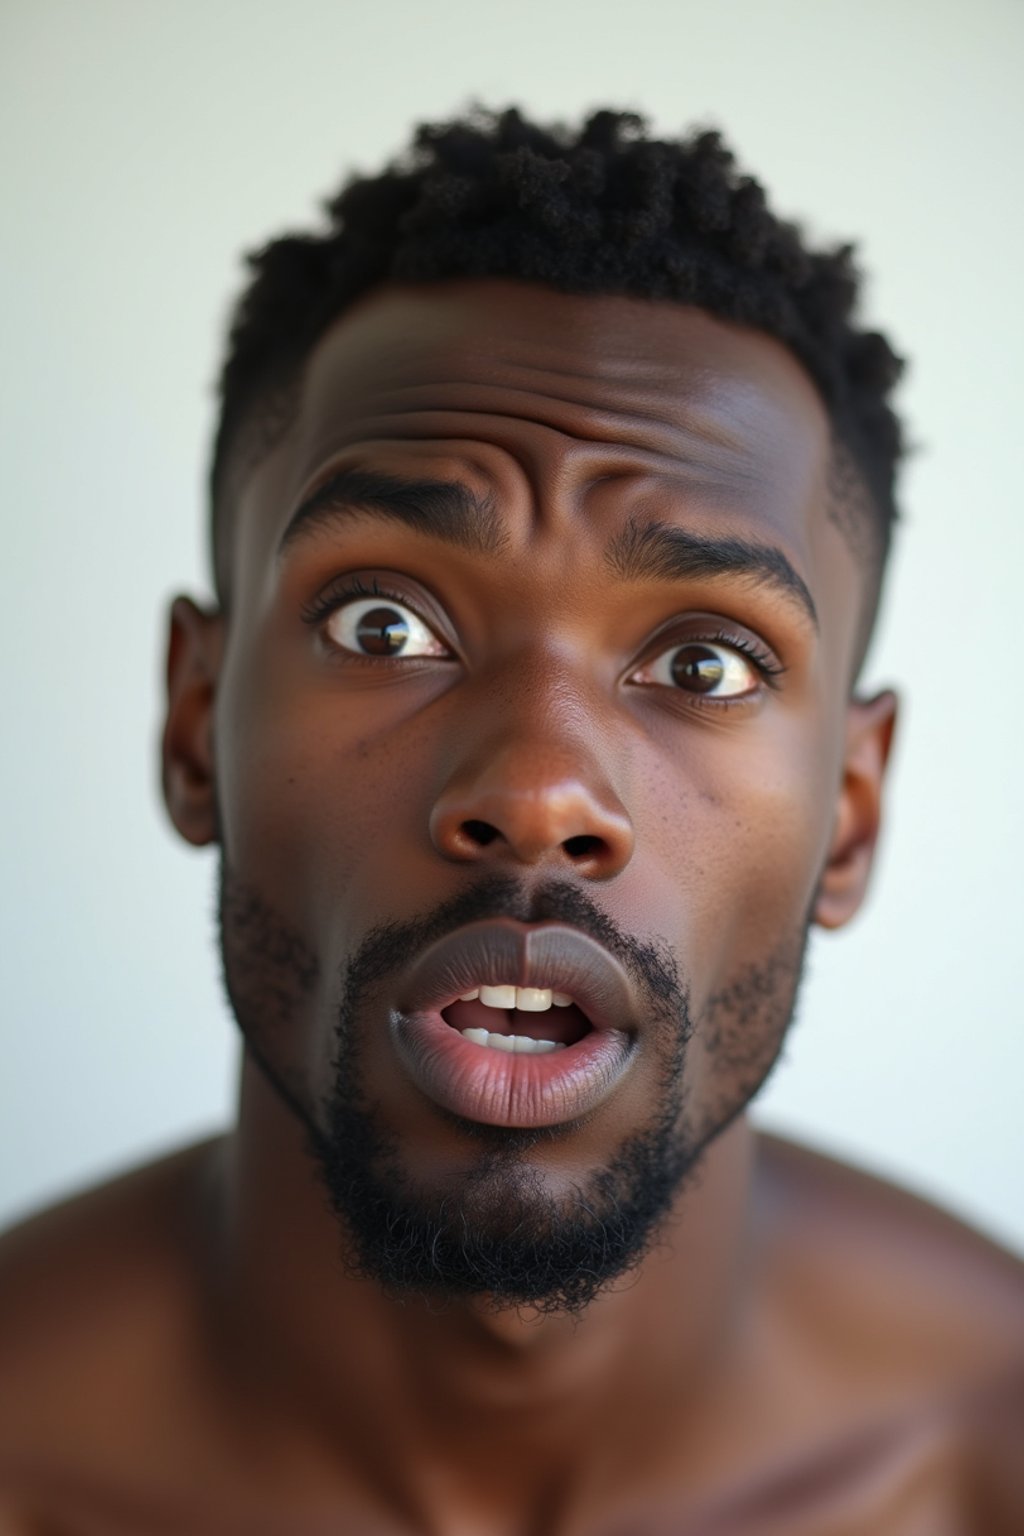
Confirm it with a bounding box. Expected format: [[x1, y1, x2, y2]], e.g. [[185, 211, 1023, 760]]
[[518, 433, 809, 560], [274, 428, 810, 588], [304, 373, 767, 469], [300, 325, 790, 467], [277, 411, 752, 565], [289, 412, 771, 529], [488, 361, 780, 458]]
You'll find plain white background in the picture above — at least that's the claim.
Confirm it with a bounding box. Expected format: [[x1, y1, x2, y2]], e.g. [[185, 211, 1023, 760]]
[[1, 0, 1021, 1254]]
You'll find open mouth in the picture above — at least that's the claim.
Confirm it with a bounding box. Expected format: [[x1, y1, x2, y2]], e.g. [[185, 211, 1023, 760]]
[[390, 920, 640, 1128], [440, 986, 594, 1055]]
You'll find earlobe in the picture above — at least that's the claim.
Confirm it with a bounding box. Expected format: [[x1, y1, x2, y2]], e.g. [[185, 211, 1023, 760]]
[[161, 596, 225, 847], [813, 689, 898, 931]]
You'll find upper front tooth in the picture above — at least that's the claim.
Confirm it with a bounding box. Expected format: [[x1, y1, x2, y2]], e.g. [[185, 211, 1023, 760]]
[[479, 984, 517, 1009], [459, 988, 480, 1001], [475, 985, 566, 1011]]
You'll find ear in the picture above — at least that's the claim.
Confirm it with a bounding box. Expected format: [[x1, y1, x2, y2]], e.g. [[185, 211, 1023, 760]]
[[161, 596, 225, 847], [813, 689, 898, 930]]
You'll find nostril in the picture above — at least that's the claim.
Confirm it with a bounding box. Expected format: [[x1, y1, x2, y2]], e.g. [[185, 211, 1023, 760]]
[[462, 819, 501, 848], [563, 834, 604, 860]]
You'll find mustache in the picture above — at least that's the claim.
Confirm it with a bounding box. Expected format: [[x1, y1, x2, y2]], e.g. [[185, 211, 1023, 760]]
[[341, 873, 687, 1020]]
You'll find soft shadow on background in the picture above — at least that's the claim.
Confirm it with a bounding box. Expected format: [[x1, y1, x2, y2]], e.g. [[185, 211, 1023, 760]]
[[1, 0, 1021, 1252]]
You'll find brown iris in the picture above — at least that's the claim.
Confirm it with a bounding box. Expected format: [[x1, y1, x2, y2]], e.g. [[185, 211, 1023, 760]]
[[355, 605, 410, 656], [670, 643, 725, 693]]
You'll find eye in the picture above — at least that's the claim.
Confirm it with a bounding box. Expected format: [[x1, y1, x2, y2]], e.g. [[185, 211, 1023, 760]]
[[634, 639, 761, 698], [324, 596, 449, 659]]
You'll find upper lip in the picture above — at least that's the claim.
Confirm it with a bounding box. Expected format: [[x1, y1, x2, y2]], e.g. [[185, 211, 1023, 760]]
[[395, 920, 641, 1036]]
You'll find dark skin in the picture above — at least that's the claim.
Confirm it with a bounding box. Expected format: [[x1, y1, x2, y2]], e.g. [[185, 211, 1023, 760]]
[[1, 281, 1022, 1534]]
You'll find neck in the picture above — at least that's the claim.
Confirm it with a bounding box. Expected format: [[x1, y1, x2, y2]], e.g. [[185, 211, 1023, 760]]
[[209, 1055, 756, 1527]]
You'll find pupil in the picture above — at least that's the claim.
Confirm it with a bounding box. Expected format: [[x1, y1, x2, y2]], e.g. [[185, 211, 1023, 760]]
[[671, 644, 724, 693], [355, 606, 409, 656]]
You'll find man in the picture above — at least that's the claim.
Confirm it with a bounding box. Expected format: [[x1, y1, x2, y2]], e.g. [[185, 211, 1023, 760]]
[[1, 106, 1021, 1533]]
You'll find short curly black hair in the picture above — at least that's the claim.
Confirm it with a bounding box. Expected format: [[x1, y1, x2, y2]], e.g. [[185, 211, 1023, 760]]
[[211, 106, 904, 615]]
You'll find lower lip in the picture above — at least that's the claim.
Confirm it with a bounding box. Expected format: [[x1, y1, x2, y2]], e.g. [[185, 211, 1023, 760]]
[[391, 1010, 635, 1128]]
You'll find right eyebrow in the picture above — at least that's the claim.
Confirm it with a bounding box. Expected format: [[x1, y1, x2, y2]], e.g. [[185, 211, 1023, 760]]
[[278, 468, 504, 558]]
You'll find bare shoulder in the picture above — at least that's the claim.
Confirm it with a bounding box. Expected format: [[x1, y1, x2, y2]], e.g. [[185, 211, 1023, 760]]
[[749, 1131, 1024, 1526], [0, 1139, 224, 1522], [753, 1129, 1024, 1356], [0, 1137, 221, 1367]]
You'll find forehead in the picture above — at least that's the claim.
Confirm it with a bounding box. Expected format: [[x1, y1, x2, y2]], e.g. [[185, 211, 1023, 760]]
[[232, 279, 859, 665], [293, 281, 826, 520]]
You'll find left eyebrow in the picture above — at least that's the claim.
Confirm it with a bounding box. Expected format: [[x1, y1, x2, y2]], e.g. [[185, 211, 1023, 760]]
[[605, 517, 819, 631], [278, 468, 504, 557]]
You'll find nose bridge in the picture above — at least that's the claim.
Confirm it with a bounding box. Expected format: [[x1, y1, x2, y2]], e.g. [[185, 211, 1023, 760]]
[[429, 651, 634, 878]]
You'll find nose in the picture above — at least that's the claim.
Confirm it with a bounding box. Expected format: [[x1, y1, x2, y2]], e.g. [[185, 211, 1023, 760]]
[[429, 732, 635, 880]]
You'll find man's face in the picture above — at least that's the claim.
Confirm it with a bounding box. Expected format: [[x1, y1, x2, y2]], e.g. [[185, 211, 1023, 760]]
[[169, 280, 886, 1309]]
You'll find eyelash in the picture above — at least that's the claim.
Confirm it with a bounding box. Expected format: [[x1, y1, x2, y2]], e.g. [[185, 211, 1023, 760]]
[[300, 574, 418, 629], [674, 629, 786, 687], [301, 576, 786, 689]]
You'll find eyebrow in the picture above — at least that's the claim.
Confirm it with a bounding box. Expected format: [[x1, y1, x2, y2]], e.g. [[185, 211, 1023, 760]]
[[279, 469, 818, 630], [606, 516, 819, 630], [279, 468, 504, 557]]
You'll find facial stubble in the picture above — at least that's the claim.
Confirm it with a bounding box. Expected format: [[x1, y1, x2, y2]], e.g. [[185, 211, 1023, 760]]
[[218, 863, 810, 1315]]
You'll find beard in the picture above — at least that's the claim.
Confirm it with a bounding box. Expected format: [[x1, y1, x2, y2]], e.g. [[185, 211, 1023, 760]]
[[219, 863, 810, 1316]]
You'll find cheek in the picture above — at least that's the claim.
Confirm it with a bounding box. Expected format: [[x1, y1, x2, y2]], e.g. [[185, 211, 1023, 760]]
[[634, 712, 837, 1002], [214, 645, 434, 943], [632, 719, 837, 1142]]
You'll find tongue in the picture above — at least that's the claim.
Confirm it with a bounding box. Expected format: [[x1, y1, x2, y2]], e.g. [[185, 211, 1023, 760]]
[[442, 998, 591, 1046]]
